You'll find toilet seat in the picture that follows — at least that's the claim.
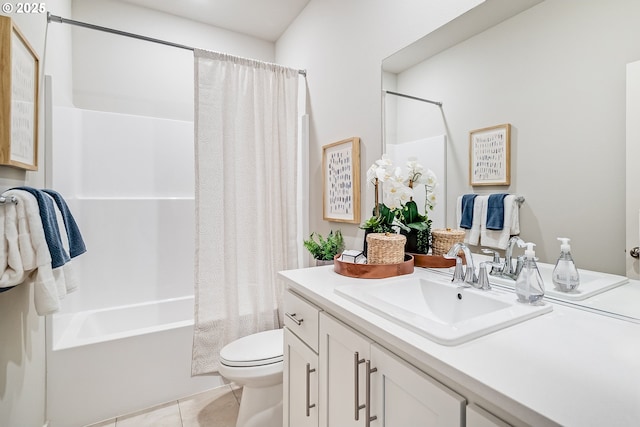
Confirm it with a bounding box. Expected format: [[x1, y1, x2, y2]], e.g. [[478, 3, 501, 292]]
[[220, 329, 283, 368]]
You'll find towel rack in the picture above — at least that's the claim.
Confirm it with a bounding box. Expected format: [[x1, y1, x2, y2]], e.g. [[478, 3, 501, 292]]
[[514, 196, 525, 206], [0, 196, 18, 205]]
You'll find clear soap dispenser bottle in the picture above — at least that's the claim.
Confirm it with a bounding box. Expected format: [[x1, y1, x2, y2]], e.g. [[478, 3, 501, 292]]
[[552, 237, 580, 292], [515, 242, 545, 304]]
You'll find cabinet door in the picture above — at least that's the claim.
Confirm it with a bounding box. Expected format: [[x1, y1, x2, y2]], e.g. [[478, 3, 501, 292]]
[[370, 344, 466, 427], [319, 313, 372, 427], [466, 404, 512, 427], [284, 327, 318, 427]]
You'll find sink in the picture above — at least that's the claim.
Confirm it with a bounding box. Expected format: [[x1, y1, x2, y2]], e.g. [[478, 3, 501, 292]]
[[488, 263, 628, 301], [335, 274, 552, 345]]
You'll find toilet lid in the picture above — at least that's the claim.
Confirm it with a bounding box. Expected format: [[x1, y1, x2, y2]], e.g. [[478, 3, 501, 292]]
[[220, 329, 283, 367]]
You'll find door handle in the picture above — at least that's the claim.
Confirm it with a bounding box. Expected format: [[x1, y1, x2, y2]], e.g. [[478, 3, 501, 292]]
[[305, 363, 316, 417], [285, 312, 303, 325], [354, 351, 366, 420], [365, 360, 378, 427], [631, 247, 640, 258]]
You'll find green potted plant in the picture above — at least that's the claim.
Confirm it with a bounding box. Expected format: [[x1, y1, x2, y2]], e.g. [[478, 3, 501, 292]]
[[303, 230, 345, 266]]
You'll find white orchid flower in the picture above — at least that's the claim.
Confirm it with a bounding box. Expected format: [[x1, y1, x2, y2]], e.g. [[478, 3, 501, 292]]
[[384, 179, 413, 209], [424, 169, 437, 187]]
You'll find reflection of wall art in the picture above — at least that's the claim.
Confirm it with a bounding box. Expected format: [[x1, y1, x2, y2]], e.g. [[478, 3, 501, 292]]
[[0, 16, 39, 170], [469, 124, 511, 186], [323, 137, 360, 223]]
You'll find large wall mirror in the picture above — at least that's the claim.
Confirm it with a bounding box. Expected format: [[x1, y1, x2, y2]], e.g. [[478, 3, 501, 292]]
[[382, 0, 640, 321]]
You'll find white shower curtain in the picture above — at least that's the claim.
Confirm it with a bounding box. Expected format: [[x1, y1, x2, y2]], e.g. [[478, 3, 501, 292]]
[[192, 49, 300, 375]]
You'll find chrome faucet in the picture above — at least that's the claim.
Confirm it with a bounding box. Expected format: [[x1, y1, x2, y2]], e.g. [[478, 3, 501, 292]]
[[504, 236, 526, 279], [446, 242, 476, 287]]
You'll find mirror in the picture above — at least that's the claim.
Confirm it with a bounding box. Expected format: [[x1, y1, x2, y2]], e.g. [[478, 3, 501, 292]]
[[382, 0, 640, 322]]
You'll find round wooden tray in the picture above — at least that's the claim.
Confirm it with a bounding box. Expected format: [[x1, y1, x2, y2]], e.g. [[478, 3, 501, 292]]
[[333, 254, 414, 279]]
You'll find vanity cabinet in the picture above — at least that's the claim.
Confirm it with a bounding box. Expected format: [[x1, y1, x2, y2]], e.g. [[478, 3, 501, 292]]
[[283, 290, 321, 427], [284, 328, 318, 427], [320, 312, 466, 427]]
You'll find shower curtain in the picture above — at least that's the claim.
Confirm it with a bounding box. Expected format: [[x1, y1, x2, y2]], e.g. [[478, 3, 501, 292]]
[[192, 49, 300, 375]]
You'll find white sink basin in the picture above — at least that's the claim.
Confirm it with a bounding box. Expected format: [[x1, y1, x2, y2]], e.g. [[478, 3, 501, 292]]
[[488, 263, 628, 301], [335, 274, 552, 345]]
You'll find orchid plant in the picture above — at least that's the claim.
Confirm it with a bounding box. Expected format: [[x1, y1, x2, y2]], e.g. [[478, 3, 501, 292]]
[[361, 155, 437, 253]]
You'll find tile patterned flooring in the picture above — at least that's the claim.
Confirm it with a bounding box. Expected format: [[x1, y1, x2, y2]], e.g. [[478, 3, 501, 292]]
[[86, 384, 242, 427]]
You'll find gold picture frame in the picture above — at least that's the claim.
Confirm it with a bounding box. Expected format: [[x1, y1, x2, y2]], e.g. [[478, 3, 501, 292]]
[[0, 16, 39, 170], [469, 123, 511, 186], [322, 137, 361, 223]]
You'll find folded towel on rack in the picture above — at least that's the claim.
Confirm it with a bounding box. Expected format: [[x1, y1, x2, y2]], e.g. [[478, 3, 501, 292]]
[[3, 189, 59, 314], [0, 200, 23, 293], [14, 187, 70, 269], [486, 193, 509, 230], [45, 192, 79, 295], [457, 195, 486, 245], [459, 194, 477, 229], [43, 189, 86, 258], [480, 194, 521, 250]]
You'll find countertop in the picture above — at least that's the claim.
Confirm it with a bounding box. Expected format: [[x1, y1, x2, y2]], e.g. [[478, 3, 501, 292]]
[[279, 265, 640, 427]]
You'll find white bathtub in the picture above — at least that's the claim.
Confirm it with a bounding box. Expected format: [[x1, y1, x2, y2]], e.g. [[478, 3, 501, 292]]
[[46, 296, 223, 427]]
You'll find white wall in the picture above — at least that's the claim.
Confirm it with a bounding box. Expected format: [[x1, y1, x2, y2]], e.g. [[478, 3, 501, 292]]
[[70, 0, 275, 120], [392, 0, 640, 274], [0, 0, 72, 425], [275, 0, 484, 251]]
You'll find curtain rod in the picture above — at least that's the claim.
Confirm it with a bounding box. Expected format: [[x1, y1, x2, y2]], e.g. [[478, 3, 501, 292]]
[[46, 13, 307, 77], [385, 90, 442, 107]]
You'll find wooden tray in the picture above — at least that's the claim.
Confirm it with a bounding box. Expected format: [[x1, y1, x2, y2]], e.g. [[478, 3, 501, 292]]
[[409, 253, 466, 268], [334, 254, 414, 279]]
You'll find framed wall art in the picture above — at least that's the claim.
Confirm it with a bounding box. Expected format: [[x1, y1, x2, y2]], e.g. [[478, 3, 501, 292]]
[[0, 16, 39, 170], [469, 123, 511, 186], [322, 137, 360, 223]]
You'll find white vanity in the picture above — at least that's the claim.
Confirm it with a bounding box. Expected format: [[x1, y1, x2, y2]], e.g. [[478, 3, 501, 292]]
[[280, 265, 640, 427]]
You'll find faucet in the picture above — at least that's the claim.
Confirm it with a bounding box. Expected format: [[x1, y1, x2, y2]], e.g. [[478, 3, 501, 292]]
[[504, 236, 526, 279], [446, 242, 476, 287]]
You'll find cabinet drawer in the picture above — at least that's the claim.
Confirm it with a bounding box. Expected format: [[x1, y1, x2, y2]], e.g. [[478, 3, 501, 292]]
[[284, 290, 320, 352]]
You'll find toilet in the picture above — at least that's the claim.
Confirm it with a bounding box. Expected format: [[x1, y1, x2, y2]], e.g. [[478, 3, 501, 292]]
[[219, 328, 284, 427]]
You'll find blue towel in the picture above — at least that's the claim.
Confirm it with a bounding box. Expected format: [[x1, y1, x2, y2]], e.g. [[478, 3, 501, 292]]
[[43, 189, 87, 259], [460, 194, 477, 229], [14, 187, 70, 268], [486, 193, 509, 230]]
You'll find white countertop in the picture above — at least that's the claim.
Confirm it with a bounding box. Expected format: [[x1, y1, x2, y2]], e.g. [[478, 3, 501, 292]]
[[279, 265, 640, 427]]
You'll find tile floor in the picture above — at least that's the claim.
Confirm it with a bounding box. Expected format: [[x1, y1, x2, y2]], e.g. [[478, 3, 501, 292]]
[[86, 384, 242, 427]]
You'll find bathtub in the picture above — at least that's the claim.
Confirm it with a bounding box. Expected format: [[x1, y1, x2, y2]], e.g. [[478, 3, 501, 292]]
[[46, 296, 224, 427]]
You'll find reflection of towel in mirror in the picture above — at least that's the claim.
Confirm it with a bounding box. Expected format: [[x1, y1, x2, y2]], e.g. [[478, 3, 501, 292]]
[[459, 194, 477, 229], [486, 193, 509, 230], [457, 195, 486, 246], [481, 194, 520, 249]]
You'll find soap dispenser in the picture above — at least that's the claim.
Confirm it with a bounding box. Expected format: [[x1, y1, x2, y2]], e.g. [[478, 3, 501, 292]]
[[552, 237, 580, 292], [515, 242, 545, 304]]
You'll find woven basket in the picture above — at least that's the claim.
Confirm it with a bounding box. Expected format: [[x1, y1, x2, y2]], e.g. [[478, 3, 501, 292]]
[[431, 228, 465, 256], [366, 233, 406, 264]]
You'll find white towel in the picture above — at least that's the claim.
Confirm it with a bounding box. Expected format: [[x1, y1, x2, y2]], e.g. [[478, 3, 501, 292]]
[[3, 190, 60, 315], [480, 194, 520, 249], [456, 195, 486, 246], [0, 201, 26, 288]]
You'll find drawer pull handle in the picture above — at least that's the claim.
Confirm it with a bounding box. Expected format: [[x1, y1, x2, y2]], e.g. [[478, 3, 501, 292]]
[[285, 312, 303, 325], [354, 351, 366, 420], [365, 360, 378, 427], [305, 363, 316, 417]]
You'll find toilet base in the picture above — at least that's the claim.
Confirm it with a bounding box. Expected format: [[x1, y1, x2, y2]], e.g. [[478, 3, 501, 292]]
[[236, 382, 283, 427]]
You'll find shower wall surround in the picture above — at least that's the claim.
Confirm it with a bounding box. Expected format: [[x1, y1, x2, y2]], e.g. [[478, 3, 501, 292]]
[[51, 107, 195, 312]]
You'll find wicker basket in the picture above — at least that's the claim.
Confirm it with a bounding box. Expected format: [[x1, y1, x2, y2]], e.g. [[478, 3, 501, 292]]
[[366, 233, 406, 264], [431, 228, 465, 256]]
